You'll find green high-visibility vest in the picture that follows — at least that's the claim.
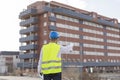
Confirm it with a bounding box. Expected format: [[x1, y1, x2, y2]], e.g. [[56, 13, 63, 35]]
[[41, 42, 61, 74]]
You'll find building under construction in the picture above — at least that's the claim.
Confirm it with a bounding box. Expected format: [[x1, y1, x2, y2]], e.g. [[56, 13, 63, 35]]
[[18, 1, 120, 79]]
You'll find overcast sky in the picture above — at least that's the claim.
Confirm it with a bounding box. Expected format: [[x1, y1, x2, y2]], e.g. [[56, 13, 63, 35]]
[[0, 0, 120, 51]]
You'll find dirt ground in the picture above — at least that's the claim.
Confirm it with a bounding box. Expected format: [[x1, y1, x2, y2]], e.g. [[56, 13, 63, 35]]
[[0, 76, 41, 80]]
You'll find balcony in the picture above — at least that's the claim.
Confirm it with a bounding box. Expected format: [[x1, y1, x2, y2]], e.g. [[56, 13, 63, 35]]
[[19, 53, 39, 59], [19, 35, 38, 42], [19, 8, 37, 19], [118, 23, 120, 28], [43, 6, 52, 12], [17, 62, 37, 68], [44, 7, 117, 28], [52, 7, 93, 21], [20, 26, 38, 34], [97, 19, 115, 27], [49, 16, 57, 22], [63, 62, 120, 67], [20, 17, 38, 27], [19, 44, 38, 50], [49, 25, 57, 31]]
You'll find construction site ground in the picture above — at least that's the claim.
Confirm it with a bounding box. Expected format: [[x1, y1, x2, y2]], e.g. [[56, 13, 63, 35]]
[[0, 76, 41, 80], [0, 73, 120, 80]]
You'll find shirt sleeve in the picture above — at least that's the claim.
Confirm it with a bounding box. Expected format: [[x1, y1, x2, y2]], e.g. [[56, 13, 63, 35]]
[[60, 43, 73, 53], [37, 48, 43, 74], [57, 43, 74, 58]]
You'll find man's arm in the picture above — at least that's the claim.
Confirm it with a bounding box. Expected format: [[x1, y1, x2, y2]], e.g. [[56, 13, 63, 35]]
[[60, 43, 73, 53], [57, 43, 74, 58]]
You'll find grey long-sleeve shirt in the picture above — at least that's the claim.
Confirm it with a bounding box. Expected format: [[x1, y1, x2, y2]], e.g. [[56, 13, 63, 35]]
[[37, 43, 73, 74]]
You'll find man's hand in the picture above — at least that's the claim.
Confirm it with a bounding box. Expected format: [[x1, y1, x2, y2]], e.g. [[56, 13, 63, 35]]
[[39, 73, 43, 79], [69, 43, 74, 52], [40, 73, 43, 76]]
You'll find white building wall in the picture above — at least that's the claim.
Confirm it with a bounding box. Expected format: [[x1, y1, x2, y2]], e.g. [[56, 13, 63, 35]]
[[0, 56, 7, 73], [0, 66, 7, 73], [0, 55, 20, 73], [13, 55, 20, 69]]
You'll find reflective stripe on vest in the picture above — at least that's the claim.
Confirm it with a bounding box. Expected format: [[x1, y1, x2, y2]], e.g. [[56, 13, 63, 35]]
[[42, 60, 61, 64], [42, 66, 61, 70], [41, 43, 61, 74]]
